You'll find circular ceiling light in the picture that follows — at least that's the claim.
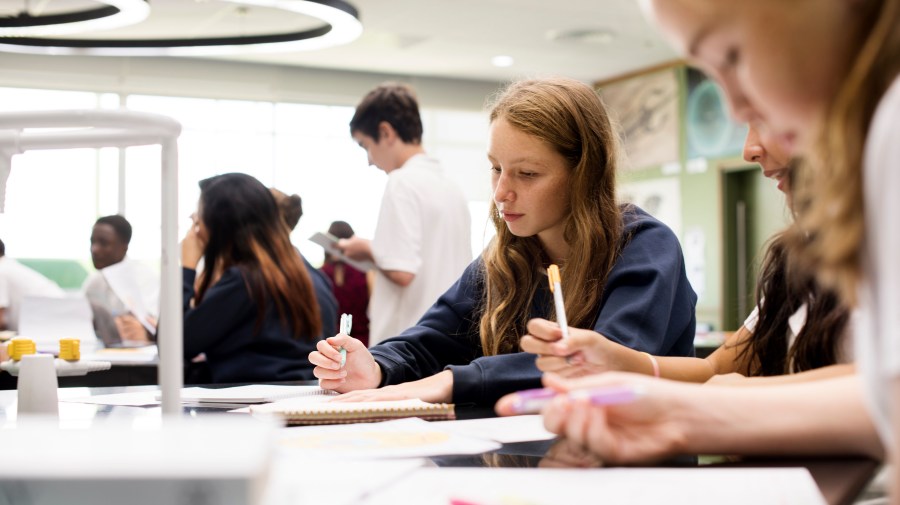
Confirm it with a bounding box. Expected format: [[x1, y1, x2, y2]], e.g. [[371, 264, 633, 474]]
[[0, 0, 362, 56], [0, 0, 150, 37], [491, 55, 514, 68]]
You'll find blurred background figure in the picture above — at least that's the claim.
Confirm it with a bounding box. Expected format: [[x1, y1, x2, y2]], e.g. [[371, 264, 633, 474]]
[[181, 174, 327, 383], [0, 238, 64, 332], [321, 220, 371, 347], [270, 188, 338, 338], [82, 215, 158, 344]]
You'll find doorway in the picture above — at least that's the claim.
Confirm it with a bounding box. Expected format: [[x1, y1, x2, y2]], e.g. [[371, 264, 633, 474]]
[[721, 166, 789, 330]]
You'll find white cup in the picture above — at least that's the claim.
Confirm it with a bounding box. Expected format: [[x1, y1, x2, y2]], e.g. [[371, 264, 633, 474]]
[[17, 354, 59, 416]]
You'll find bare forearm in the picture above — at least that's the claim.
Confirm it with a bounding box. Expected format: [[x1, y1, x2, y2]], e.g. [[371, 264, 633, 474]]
[[382, 269, 415, 287], [720, 364, 856, 387], [655, 355, 718, 382], [649, 328, 747, 383], [678, 374, 882, 458]]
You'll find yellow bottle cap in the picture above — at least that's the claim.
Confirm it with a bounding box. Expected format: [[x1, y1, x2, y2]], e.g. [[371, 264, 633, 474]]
[[9, 339, 37, 361], [59, 338, 81, 361]]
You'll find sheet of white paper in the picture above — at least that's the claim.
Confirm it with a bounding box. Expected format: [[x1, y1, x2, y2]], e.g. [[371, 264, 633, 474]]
[[18, 295, 97, 347], [162, 385, 337, 404], [82, 345, 158, 363], [101, 261, 158, 332], [263, 456, 429, 505], [431, 415, 556, 444], [275, 417, 500, 460], [61, 391, 160, 406], [362, 467, 827, 505], [308, 232, 376, 272]]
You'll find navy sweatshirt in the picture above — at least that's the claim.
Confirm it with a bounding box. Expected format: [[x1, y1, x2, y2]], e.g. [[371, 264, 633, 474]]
[[183, 256, 337, 384], [369, 206, 697, 406]]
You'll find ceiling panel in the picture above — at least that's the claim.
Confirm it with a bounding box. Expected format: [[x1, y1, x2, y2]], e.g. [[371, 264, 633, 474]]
[[1, 0, 679, 83]]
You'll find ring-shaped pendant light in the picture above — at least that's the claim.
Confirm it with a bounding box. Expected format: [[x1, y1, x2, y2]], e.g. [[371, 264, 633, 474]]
[[0, 0, 362, 56], [0, 0, 150, 37]]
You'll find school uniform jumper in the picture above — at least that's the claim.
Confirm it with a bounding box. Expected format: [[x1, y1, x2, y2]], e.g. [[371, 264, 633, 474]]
[[183, 258, 334, 384], [369, 205, 698, 406]]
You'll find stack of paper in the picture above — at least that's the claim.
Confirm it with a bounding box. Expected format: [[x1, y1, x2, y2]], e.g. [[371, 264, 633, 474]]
[[162, 385, 336, 404]]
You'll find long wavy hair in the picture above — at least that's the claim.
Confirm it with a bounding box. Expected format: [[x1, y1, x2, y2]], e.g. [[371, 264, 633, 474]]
[[478, 78, 624, 356], [737, 230, 851, 376], [195, 173, 321, 338], [788, 0, 900, 303]]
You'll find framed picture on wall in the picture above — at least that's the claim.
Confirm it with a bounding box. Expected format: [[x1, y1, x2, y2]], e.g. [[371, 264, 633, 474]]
[[598, 68, 679, 171]]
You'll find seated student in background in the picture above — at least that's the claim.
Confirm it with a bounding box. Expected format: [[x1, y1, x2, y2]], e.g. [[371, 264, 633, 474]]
[[308, 77, 697, 406], [520, 124, 854, 385], [494, 0, 898, 480], [320, 220, 371, 347], [82, 215, 158, 344], [269, 187, 338, 338], [0, 238, 64, 331], [181, 173, 323, 383]]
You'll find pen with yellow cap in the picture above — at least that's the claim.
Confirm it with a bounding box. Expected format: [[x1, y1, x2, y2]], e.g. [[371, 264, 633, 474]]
[[547, 264, 569, 340]]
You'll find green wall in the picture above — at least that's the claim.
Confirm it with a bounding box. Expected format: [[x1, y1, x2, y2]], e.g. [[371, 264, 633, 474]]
[[612, 66, 789, 331]]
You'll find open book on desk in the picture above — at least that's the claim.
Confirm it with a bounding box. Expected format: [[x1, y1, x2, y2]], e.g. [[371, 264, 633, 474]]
[[250, 397, 456, 425], [308, 232, 376, 272], [157, 384, 336, 404]]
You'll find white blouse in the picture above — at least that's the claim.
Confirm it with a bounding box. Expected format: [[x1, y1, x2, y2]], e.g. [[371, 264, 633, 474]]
[[855, 74, 900, 447], [742, 303, 855, 370]]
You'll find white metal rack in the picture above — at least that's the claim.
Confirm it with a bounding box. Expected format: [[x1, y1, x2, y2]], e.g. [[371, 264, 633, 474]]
[[0, 109, 183, 415]]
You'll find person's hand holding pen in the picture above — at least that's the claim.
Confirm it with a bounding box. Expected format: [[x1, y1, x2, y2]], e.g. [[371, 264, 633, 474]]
[[525, 264, 616, 378], [495, 372, 692, 465], [308, 315, 382, 393], [521, 319, 627, 378]]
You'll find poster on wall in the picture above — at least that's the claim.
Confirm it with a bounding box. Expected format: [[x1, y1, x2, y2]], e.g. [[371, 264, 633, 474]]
[[685, 67, 748, 159], [599, 68, 679, 171], [619, 177, 682, 240]]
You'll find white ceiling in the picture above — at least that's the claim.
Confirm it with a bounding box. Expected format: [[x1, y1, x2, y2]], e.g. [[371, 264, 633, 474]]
[[2, 0, 680, 84]]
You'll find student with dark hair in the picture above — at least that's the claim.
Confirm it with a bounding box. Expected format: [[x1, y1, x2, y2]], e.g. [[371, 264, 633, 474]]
[[309, 78, 696, 407], [269, 188, 303, 231], [181, 173, 324, 383], [520, 124, 854, 384], [338, 82, 472, 346], [0, 238, 64, 331], [81, 214, 158, 344], [321, 220, 371, 347], [269, 187, 339, 339]]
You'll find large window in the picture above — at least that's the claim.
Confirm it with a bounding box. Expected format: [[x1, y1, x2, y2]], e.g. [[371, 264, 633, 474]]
[[0, 87, 491, 271]]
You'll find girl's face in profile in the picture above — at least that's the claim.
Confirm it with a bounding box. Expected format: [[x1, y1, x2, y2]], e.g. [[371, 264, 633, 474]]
[[743, 124, 791, 195], [488, 118, 571, 250], [646, 0, 859, 156], [192, 202, 209, 244]]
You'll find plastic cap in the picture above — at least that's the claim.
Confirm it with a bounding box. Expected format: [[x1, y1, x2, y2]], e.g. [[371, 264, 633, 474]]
[[59, 339, 81, 361], [9, 339, 37, 361]]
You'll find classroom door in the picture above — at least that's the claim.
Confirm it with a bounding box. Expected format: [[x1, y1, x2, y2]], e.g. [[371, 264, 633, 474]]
[[721, 166, 789, 330]]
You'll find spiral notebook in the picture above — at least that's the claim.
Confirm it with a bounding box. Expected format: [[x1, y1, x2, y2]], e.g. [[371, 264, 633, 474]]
[[249, 398, 456, 425]]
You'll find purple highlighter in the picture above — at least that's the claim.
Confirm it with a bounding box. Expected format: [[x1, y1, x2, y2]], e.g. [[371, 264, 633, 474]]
[[508, 385, 644, 415]]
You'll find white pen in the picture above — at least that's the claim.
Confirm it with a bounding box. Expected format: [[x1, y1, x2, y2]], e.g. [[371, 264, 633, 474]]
[[547, 264, 569, 339], [338, 313, 352, 368]]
